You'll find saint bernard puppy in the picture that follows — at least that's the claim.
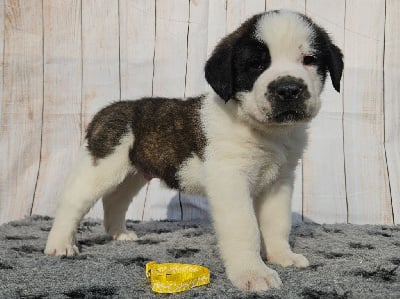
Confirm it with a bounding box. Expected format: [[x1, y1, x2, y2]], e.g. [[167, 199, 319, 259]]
[[45, 10, 343, 291]]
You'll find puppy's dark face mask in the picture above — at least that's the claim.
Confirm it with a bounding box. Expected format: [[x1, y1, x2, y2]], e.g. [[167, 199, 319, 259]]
[[205, 11, 343, 126]]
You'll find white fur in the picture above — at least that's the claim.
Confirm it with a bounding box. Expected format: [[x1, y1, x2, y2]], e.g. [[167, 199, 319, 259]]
[[195, 96, 309, 291], [176, 12, 318, 290], [45, 11, 329, 292], [45, 131, 136, 255], [235, 10, 324, 126], [255, 11, 315, 60]]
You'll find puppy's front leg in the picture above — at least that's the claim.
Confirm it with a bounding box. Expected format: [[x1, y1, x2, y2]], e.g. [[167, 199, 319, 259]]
[[256, 176, 309, 268], [205, 162, 282, 291]]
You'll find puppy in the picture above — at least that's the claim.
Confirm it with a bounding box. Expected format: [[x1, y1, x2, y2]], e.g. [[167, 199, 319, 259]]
[[45, 10, 343, 291]]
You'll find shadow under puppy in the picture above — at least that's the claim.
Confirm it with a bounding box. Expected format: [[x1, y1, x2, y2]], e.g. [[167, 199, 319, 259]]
[[45, 10, 343, 292]]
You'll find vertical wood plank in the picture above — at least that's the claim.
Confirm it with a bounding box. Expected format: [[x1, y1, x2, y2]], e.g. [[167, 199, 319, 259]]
[[82, 0, 120, 219], [384, 0, 400, 224], [31, 0, 82, 217], [81, 0, 120, 132], [205, 0, 226, 95], [266, 0, 305, 12], [226, 0, 265, 33], [142, 0, 189, 221], [0, 0, 3, 120], [120, 0, 155, 100], [119, 0, 155, 220], [207, 0, 226, 56], [265, 0, 305, 223], [302, 0, 347, 224], [180, 0, 210, 220], [344, 0, 392, 224], [184, 0, 209, 98], [143, 179, 181, 221], [0, 0, 4, 222], [152, 0, 189, 98], [0, 0, 43, 223]]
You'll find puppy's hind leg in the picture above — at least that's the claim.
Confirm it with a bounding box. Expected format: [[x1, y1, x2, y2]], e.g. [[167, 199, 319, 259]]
[[45, 133, 135, 256], [102, 173, 146, 241]]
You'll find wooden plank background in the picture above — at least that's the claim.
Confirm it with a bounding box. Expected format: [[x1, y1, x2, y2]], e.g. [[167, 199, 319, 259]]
[[0, 0, 398, 225], [303, 0, 347, 224]]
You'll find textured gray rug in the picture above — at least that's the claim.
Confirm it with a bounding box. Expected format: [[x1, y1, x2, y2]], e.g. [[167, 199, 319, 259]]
[[0, 216, 399, 299]]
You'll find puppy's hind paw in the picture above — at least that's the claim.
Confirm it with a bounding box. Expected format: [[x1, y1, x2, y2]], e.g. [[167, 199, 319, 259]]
[[112, 231, 138, 241], [268, 251, 309, 268]]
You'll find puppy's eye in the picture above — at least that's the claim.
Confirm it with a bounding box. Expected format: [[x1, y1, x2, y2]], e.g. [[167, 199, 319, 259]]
[[248, 61, 266, 71], [303, 55, 317, 65]]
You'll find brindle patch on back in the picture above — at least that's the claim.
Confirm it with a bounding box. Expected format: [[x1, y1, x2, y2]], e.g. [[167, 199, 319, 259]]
[[86, 101, 135, 160], [85, 96, 206, 190], [129, 96, 206, 189]]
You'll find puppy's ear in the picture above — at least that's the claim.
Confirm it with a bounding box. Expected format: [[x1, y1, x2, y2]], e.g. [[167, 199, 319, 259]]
[[327, 43, 344, 93], [205, 42, 234, 102]]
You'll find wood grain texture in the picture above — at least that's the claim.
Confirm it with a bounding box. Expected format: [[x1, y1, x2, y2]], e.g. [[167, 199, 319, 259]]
[[119, 0, 155, 221], [143, 179, 181, 221], [184, 0, 209, 98], [180, 0, 210, 220], [205, 0, 227, 96], [302, 0, 347, 224], [31, 0, 82, 218], [81, 0, 120, 133], [384, 0, 400, 224], [82, 0, 120, 219], [142, 0, 189, 221], [226, 0, 265, 33], [152, 0, 189, 98], [0, 0, 4, 217], [0, 1, 398, 225], [265, 0, 305, 223], [0, 0, 43, 223], [266, 0, 305, 12], [0, 0, 3, 119], [207, 0, 227, 56], [120, 0, 155, 100], [343, 0, 392, 224]]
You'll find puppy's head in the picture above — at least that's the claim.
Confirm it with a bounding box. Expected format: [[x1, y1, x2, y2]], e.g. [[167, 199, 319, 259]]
[[205, 10, 343, 125]]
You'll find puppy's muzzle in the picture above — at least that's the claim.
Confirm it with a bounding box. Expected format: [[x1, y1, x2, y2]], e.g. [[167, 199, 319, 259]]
[[267, 76, 307, 101], [266, 76, 310, 123]]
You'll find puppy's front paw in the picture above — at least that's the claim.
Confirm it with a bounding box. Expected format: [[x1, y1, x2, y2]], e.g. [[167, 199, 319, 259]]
[[112, 231, 138, 241], [44, 242, 79, 256], [228, 261, 282, 291], [268, 251, 309, 268]]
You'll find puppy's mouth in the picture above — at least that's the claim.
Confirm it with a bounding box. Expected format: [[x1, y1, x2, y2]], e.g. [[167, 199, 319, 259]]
[[272, 110, 308, 123]]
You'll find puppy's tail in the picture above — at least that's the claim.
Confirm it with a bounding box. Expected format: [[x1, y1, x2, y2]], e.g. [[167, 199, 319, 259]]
[[85, 101, 135, 160]]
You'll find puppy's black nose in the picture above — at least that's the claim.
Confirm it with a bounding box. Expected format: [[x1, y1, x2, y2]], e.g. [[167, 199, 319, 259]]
[[267, 76, 306, 101], [276, 82, 303, 100]]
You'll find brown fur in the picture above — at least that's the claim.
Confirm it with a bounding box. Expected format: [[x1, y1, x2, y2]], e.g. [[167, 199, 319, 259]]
[[86, 101, 134, 160], [86, 96, 206, 189]]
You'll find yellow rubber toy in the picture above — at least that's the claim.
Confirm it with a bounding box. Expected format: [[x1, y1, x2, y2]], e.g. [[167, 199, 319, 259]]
[[145, 261, 210, 293]]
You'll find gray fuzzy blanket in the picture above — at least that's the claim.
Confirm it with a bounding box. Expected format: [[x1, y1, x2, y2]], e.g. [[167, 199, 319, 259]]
[[0, 216, 399, 298]]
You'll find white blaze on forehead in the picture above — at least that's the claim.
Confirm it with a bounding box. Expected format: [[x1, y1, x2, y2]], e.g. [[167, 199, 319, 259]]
[[254, 11, 315, 60]]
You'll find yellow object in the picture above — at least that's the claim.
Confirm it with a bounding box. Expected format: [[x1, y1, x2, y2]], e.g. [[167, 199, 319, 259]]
[[145, 261, 210, 293]]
